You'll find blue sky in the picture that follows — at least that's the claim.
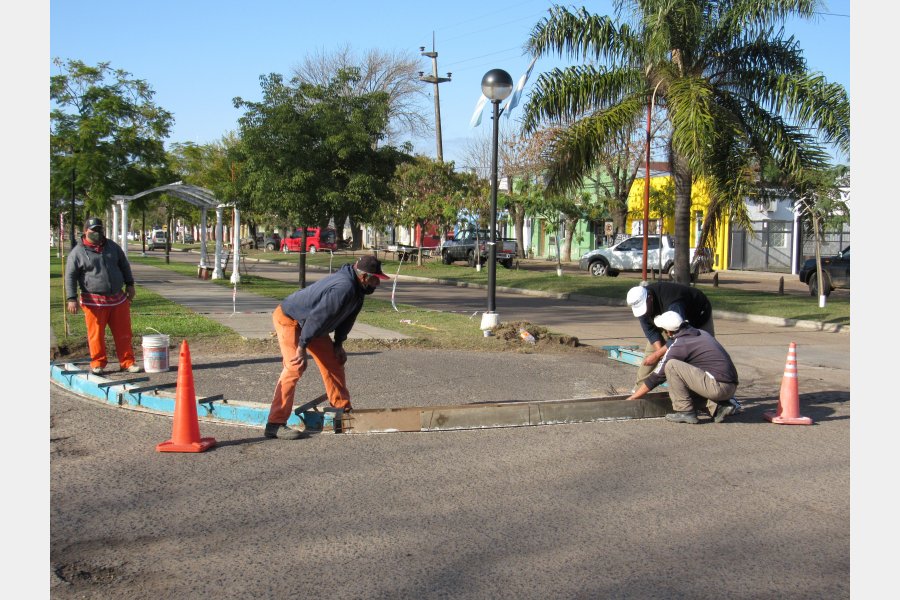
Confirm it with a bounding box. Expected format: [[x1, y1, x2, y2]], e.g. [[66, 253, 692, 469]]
[[49, 0, 850, 167]]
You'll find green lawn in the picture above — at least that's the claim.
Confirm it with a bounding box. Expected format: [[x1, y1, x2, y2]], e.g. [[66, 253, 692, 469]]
[[233, 248, 850, 326]]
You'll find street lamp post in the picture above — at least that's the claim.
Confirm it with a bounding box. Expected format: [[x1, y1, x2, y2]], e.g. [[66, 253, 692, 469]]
[[480, 69, 513, 327]]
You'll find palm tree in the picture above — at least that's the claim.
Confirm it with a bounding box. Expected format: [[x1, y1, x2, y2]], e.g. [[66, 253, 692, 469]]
[[523, 0, 849, 282]]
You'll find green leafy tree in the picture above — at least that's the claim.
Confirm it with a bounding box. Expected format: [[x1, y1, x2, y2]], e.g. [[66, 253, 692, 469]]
[[234, 73, 325, 285], [304, 68, 407, 249], [50, 58, 173, 237], [523, 1, 849, 282], [235, 69, 404, 283], [389, 157, 482, 265]]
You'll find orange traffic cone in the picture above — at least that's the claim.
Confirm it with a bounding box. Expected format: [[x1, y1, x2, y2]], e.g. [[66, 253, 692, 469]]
[[156, 340, 216, 452], [763, 342, 813, 425]]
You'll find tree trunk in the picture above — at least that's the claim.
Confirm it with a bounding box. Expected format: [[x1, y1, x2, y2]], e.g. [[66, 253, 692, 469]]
[[348, 216, 363, 250], [508, 201, 526, 258], [671, 148, 692, 284], [563, 215, 578, 262]]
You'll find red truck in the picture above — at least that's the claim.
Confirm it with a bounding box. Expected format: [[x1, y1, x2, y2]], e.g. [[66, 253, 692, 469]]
[[280, 227, 338, 253]]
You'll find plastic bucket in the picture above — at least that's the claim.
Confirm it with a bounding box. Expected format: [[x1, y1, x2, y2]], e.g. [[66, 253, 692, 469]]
[[480, 312, 500, 330], [142, 334, 170, 373]]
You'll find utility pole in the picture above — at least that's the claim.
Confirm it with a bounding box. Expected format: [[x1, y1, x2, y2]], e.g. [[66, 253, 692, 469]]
[[419, 34, 452, 162]]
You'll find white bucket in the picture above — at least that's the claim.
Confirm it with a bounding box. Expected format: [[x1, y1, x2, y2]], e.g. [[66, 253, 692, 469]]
[[142, 334, 170, 373], [480, 312, 500, 330]]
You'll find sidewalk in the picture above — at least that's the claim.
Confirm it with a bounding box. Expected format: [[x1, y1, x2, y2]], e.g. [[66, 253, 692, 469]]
[[127, 261, 411, 341]]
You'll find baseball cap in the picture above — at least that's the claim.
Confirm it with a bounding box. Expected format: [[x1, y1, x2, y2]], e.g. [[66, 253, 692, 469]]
[[654, 311, 684, 332], [84, 217, 103, 231], [355, 255, 390, 280], [626, 286, 648, 316]]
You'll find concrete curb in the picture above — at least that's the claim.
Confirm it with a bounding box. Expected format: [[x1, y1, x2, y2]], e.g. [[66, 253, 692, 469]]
[[50, 362, 300, 430]]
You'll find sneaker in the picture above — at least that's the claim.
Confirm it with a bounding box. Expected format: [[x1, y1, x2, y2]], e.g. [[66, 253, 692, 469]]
[[665, 411, 699, 424], [90, 366, 105, 375], [264, 423, 304, 440], [713, 402, 736, 423], [729, 397, 744, 414], [122, 364, 142, 373]]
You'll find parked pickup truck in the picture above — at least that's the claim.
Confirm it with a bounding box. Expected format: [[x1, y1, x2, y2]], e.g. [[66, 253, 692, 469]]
[[439, 228, 517, 268], [579, 234, 711, 279]]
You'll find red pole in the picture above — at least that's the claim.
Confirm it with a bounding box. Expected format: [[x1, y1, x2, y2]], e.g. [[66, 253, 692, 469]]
[[642, 94, 651, 282]]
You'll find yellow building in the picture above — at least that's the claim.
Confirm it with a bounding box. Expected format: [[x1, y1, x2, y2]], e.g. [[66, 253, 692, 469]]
[[625, 175, 729, 271]]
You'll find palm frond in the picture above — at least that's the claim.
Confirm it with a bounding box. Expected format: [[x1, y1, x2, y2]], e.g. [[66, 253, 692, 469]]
[[522, 66, 645, 133], [540, 96, 647, 193], [527, 6, 640, 65]]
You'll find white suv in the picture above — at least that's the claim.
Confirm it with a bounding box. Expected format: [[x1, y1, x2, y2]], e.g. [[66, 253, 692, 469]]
[[149, 230, 168, 250]]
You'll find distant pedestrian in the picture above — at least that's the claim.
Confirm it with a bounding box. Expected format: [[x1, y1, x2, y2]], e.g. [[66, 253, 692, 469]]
[[627, 311, 739, 424], [626, 281, 715, 388], [265, 255, 389, 440], [65, 217, 141, 375]]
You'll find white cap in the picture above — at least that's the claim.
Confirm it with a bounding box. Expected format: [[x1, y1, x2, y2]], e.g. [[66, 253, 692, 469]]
[[627, 286, 648, 316], [654, 311, 684, 332]]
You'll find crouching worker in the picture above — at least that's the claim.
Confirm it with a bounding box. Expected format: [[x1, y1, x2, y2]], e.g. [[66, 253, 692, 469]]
[[627, 311, 740, 424], [265, 255, 390, 440]]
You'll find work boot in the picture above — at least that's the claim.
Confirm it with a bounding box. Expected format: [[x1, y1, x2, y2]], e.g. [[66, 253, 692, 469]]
[[122, 364, 142, 373], [264, 423, 304, 440], [665, 411, 699, 424], [713, 402, 736, 423], [90, 366, 106, 375]]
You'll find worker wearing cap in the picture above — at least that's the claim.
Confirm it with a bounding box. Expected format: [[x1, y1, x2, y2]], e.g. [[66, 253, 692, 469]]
[[65, 217, 141, 375], [626, 281, 715, 388], [627, 311, 739, 424], [265, 255, 390, 440]]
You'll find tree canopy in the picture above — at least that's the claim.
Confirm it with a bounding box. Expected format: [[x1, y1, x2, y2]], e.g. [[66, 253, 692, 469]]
[[50, 58, 174, 226]]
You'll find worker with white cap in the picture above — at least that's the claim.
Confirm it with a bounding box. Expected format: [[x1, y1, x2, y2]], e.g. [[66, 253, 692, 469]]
[[627, 310, 739, 424], [626, 281, 715, 388]]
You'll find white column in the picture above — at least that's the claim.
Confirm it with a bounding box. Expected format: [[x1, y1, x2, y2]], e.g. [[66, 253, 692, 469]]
[[120, 199, 129, 257], [199, 207, 209, 269], [213, 206, 225, 279], [230, 207, 241, 284], [110, 206, 118, 242]]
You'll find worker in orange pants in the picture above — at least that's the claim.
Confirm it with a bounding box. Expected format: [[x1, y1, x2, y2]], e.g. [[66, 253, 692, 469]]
[[81, 300, 136, 372], [65, 217, 141, 375], [265, 255, 389, 440]]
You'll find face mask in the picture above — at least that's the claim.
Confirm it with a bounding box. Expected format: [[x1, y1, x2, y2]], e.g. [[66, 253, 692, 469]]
[[87, 232, 102, 243]]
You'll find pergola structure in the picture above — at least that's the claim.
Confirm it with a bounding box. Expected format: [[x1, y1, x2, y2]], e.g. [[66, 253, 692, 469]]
[[109, 181, 243, 282]]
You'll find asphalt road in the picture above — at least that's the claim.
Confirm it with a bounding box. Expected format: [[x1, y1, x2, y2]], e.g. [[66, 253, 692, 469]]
[[51, 369, 848, 599], [48, 249, 854, 598]]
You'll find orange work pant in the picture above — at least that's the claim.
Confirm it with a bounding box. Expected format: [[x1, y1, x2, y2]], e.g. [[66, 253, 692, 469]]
[[82, 301, 136, 370], [268, 305, 352, 424]]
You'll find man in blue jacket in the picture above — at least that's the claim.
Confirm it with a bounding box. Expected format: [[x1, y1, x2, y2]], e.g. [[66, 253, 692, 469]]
[[627, 311, 739, 424], [265, 255, 389, 440]]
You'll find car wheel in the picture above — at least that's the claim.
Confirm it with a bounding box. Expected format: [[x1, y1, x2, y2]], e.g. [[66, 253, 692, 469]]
[[666, 264, 676, 280], [588, 260, 609, 276], [467, 250, 477, 267], [265, 242, 276, 251], [500, 259, 513, 269], [309, 246, 317, 254], [442, 250, 453, 265], [282, 245, 289, 253], [808, 272, 833, 297]]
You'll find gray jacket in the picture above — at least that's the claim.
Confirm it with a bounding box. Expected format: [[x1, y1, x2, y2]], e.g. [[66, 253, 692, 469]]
[[65, 237, 134, 300], [644, 325, 739, 391]]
